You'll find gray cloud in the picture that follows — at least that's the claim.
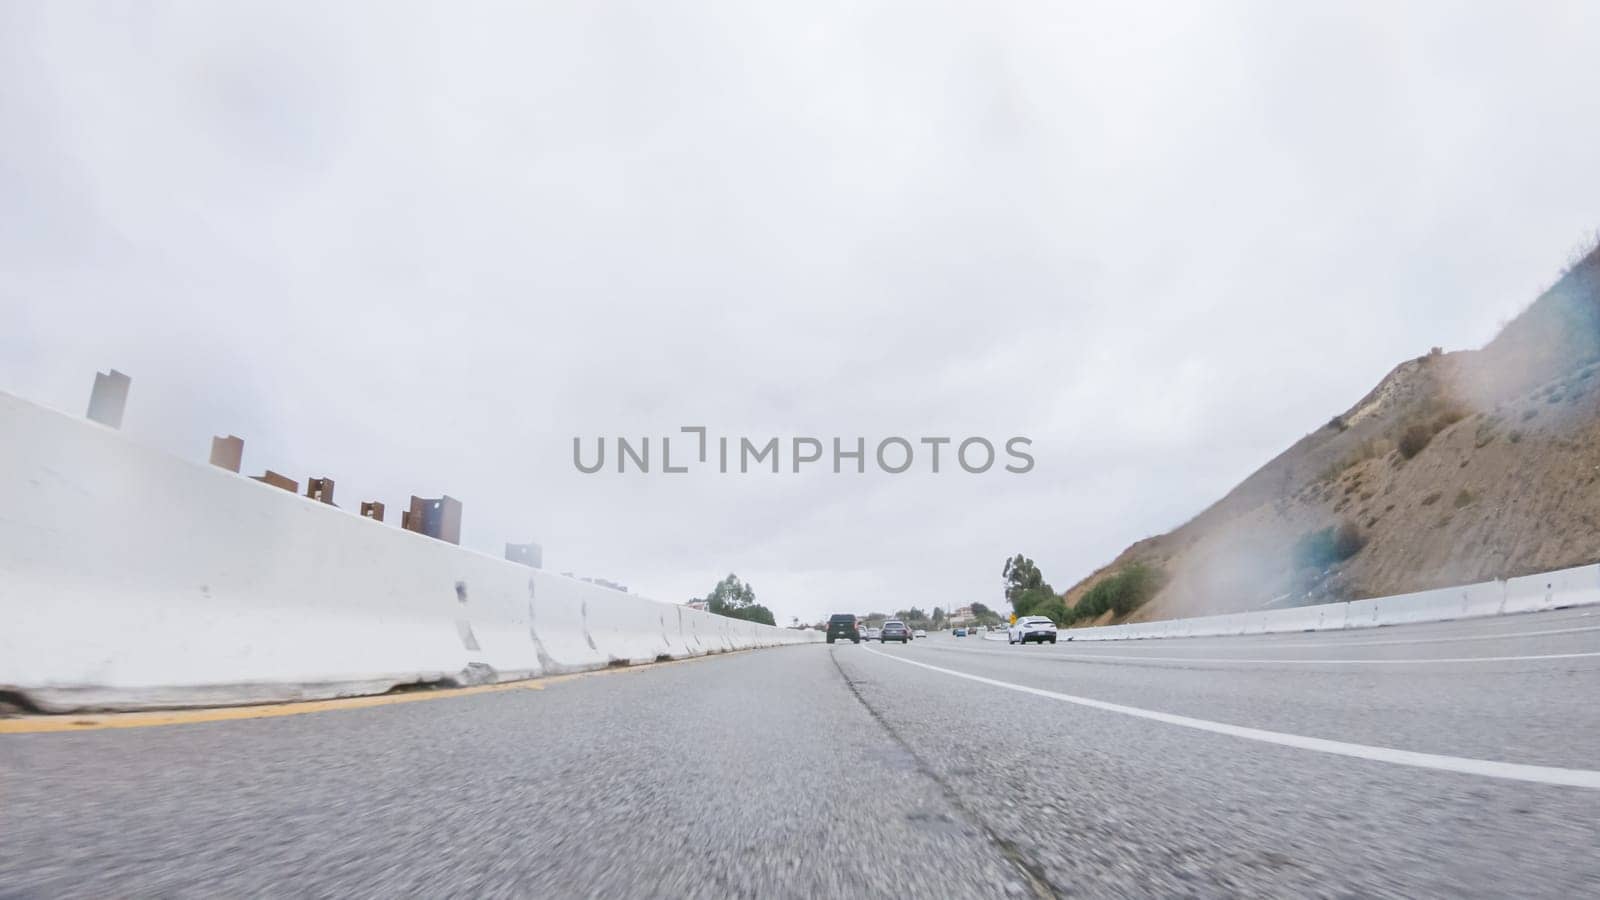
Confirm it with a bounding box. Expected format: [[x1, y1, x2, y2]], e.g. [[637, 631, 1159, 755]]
[[3, 1, 1599, 624]]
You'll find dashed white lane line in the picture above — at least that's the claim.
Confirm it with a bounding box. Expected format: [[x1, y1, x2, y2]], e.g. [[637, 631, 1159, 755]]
[[861, 645, 1600, 789], [931, 645, 1600, 666]]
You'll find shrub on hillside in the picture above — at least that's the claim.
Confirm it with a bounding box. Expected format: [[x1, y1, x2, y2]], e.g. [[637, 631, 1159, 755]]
[[1395, 400, 1468, 460], [1075, 563, 1164, 621], [1292, 521, 1366, 571], [1026, 594, 1074, 627], [1332, 521, 1366, 559], [1397, 423, 1434, 459], [1011, 585, 1064, 620]]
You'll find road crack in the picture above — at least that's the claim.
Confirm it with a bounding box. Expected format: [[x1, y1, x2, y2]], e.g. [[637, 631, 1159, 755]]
[[828, 647, 1062, 899]]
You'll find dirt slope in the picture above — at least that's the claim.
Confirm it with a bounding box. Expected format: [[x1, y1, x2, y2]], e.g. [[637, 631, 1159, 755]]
[[1066, 243, 1600, 623]]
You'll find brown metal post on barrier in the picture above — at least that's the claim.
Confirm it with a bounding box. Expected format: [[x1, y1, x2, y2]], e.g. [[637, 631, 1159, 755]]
[[86, 369, 131, 428], [404, 495, 462, 544], [505, 542, 543, 568], [306, 477, 336, 505], [360, 501, 386, 522], [251, 470, 298, 492], [209, 435, 244, 472]]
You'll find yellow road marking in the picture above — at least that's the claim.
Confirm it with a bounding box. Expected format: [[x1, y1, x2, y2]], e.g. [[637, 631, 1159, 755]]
[[0, 650, 744, 734]]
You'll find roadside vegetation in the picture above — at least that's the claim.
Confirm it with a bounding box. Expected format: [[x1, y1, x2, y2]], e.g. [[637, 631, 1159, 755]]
[[1073, 562, 1164, 622], [1396, 400, 1468, 460], [1291, 521, 1366, 571], [1003, 553, 1163, 627], [693, 573, 776, 626]]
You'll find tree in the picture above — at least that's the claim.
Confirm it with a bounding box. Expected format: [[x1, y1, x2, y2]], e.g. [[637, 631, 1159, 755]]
[[1001, 554, 1048, 606], [693, 573, 776, 626], [1010, 585, 1063, 619], [931, 606, 946, 628], [894, 607, 931, 627], [1017, 591, 1072, 626], [1001, 553, 1058, 622]]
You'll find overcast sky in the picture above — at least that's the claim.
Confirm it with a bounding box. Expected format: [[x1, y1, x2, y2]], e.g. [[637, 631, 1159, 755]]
[[3, 1, 1598, 625]]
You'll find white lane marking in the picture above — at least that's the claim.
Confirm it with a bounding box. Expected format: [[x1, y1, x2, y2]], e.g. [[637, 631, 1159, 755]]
[[1057, 623, 1600, 651], [929, 645, 1600, 666], [861, 645, 1600, 789]]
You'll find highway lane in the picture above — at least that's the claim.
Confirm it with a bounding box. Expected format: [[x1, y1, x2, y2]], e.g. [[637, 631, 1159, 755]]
[[0, 649, 1031, 899], [3, 608, 1598, 898], [920, 612, 1600, 769], [841, 610, 1600, 896]]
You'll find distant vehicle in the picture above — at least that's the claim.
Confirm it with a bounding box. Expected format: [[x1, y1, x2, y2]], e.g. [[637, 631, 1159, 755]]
[[826, 613, 860, 644], [863, 627, 881, 640], [913, 629, 927, 639], [952, 627, 968, 637], [880, 620, 911, 643], [1009, 615, 1058, 645]]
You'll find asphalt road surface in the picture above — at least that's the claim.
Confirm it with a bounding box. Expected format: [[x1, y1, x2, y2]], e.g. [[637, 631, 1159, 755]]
[[4, 608, 1599, 898]]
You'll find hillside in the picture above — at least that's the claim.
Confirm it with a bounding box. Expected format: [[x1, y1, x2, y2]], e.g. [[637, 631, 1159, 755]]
[[1066, 241, 1600, 623]]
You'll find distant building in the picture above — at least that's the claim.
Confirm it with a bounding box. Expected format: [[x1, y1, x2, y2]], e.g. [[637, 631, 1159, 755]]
[[251, 470, 297, 493], [360, 501, 386, 522], [86, 369, 130, 429], [505, 542, 543, 568], [402, 495, 462, 544], [209, 435, 243, 472]]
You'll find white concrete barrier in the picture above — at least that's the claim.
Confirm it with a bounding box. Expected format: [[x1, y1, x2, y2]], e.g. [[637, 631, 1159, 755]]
[[583, 588, 674, 665], [1060, 563, 1600, 643], [1461, 580, 1507, 618], [527, 573, 610, 672], [1210, 612, 1251, 637], [1255, 603, 1333, 634], [1341, 597, 1385, 630], [1371, 586, 1469, 627], [1549, 564, 1600, 609], [1505, 564, 1600, 615], [0, 391, 817, 712]]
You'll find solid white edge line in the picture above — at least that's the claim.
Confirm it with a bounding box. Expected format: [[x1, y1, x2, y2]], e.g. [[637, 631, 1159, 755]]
[[938, 646, 1600, 665], [860, 645, 1600, 789]]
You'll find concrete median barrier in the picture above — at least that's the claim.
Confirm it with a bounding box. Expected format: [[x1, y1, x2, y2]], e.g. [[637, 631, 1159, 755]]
[[1062, 562, 1598, 642], [1461, 580, 1508, 618], [1255, 602, 1339, 634], [1370, 587, 1470, 627], [1505, 564, 1600, 614], [1341, 597, 1384, 630], [0, 391, 816, 713]]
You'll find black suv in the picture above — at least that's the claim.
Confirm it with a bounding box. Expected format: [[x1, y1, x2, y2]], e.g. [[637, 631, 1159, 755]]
[[826, 613, 861, 644]]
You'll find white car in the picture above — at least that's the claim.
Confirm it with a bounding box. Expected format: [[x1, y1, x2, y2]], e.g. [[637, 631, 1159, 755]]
[[1008, 616, 1058, 645], [913, 629, 927, 639]]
